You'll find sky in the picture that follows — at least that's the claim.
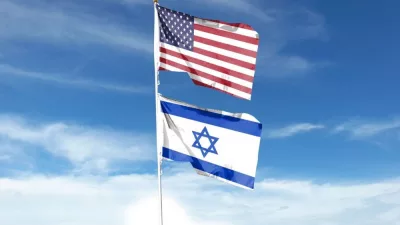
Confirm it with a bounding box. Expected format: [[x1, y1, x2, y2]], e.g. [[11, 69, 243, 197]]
[[0, 0, 400, 224]]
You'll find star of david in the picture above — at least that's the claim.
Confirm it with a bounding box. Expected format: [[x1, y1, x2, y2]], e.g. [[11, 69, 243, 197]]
[[192, 126, 219, 158]]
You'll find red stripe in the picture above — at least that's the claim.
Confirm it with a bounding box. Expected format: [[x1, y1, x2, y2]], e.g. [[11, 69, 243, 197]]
[[194, 36, 257, 58], [160, 57, 252, 94], [192, 80, 248, 100], [204, 19, 255, 31], [160, 47, 254, 83], [193, 47, 255, 70], [194, 24, 259, 45]]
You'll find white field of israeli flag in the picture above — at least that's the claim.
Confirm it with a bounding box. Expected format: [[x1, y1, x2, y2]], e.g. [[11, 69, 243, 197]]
[[159, 95, 262, 189]]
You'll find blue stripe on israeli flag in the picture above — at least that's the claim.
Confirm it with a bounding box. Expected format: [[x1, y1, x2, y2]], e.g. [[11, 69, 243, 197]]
[[163, 147, 255, 189], [160, 100, 262, 137], [159, 95, 262, 189]]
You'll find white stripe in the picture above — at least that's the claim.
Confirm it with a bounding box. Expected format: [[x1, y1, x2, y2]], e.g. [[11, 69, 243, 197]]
[[194, 18, 258, 39], [160, 62, 182, 72], [160, 52, 253, 88], [160, 62, 251, 100], [161, 113, 261, 176], [194, 42, 256, 65], [161, 43, 255, 77], [195, 30, 259, 52], [160, 95, 260, 123]]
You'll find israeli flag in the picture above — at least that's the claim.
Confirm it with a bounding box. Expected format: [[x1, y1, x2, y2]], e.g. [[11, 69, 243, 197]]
[[159, 95, 262, 189]]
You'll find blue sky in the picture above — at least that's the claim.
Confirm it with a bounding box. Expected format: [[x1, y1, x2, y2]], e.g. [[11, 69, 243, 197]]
[[1, 0, 400, 224]]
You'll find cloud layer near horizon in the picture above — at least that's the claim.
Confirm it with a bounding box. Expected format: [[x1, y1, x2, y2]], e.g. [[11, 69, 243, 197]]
[[1, 172, 400, 225]]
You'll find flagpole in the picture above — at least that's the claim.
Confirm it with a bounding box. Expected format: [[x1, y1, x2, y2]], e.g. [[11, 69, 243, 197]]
[[153, 0, 164, 225]]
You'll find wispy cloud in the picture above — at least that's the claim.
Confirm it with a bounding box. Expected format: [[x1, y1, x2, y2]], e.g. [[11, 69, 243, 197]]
[[193, 0, 274, 22], [0, 172, 400, 225], [0, 155, 11, 162], [114, 0, 149, 5], [0, 114, 154, 173], [265, 123, 325, 138], [261, 55, 317, 78], [0, 64, 150, 94], [0, 0, 152, 53], [334, 118, 400, 138], [332, 118, 400, 151]]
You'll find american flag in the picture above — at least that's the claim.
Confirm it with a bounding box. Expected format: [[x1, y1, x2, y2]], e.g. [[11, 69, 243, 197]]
[[156, 5, 259, 100]]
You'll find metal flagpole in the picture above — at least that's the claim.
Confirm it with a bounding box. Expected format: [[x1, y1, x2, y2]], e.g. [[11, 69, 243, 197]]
[[153, 0, 164, 225]]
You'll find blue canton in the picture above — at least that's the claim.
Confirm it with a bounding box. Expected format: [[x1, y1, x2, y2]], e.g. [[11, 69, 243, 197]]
[[157, 5, 195, 51], [192, 127, 219, 158]]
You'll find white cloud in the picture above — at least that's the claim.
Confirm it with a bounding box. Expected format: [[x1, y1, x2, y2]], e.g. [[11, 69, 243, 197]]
[[334, 118, 400, 138], [0, 114, 154, 173], [265, 123, 325, 138], [0, 172, 400, 225], [0, 0, 152, 53], [0, 64, 151, 94]]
